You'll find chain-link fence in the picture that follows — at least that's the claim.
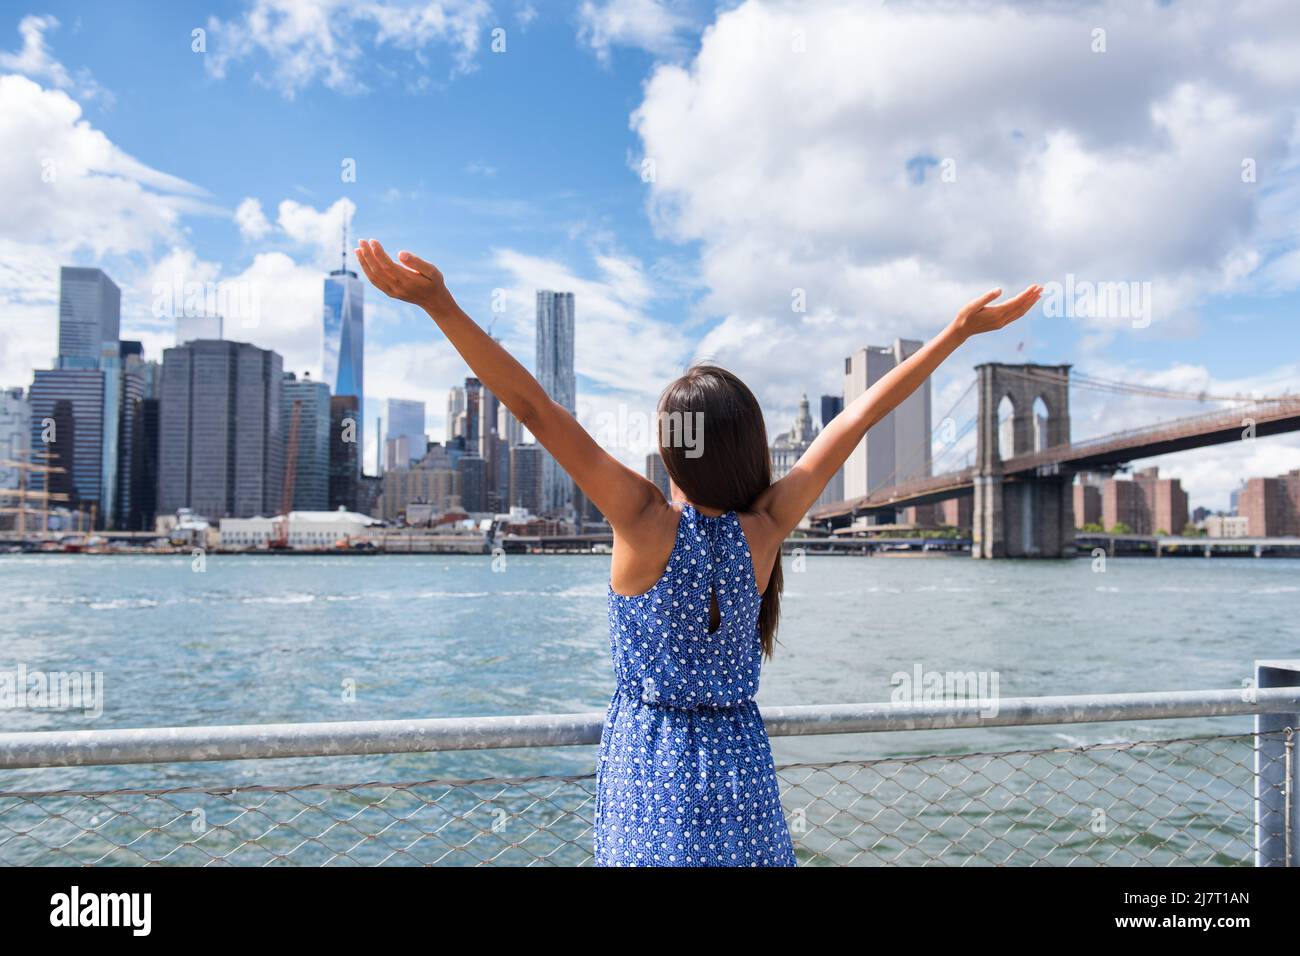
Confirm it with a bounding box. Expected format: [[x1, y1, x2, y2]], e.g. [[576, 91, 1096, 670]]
[[0, 729, 1290, 866]]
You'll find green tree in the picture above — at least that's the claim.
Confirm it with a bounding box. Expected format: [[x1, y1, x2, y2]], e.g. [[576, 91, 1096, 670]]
[[1109, 521, 1132, 535]]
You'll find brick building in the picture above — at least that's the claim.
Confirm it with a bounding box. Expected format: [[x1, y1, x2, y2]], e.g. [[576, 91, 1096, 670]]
[[1239, 469, 1300, 536], [1101, 467, 1188, 535], [1073, 483, 1101, 528]]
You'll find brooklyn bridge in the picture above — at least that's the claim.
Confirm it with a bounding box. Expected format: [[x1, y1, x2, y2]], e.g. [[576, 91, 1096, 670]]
[[807, 363, 1300, 558]]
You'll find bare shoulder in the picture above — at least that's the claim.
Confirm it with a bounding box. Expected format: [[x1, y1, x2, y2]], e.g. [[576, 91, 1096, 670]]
[[609, 497, 684, 597], [737, 508, 783, 594]]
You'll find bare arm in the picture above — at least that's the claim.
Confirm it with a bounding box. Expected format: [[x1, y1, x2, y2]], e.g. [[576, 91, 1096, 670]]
[[752, 285, 1043, 535], [353, 239, 662, 532]]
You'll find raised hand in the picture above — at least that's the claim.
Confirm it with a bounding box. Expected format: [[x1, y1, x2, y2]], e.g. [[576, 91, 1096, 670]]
[[353, 239, 452, 312], [952, 284, 1043, 339]]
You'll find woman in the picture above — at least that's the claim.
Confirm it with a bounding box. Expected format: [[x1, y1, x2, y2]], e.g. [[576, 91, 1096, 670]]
[[353, 239, 1040, 866]]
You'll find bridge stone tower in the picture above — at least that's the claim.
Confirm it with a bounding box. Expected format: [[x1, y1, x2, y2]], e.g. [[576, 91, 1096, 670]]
[[972, 363, 1075, 559]]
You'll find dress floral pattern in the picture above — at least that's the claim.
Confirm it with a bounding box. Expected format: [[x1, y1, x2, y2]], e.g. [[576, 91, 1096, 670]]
[[595, 503, 796, 867]]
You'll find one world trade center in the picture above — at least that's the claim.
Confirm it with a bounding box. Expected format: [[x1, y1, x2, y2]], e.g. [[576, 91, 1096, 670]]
[[322, 246, 365, 471]]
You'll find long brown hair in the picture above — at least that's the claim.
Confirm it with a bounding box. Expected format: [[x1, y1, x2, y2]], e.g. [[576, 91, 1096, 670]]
[[657, 364, 782, 658]]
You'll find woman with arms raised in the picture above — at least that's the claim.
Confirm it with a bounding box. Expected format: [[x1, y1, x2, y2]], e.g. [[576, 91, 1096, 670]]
[[354, 238, 1040, 867]]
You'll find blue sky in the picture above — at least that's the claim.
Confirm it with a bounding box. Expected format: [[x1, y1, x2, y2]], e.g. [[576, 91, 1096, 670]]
[[3, 0, 1300, 510]]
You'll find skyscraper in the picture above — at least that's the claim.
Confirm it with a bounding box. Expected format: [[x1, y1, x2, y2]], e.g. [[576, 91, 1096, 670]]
[[536, 290, 575, 513], [28, 369, 105, 517], [446, 385, 465, 440], [843, 340, 931, 501], [176, 313, 223, 345], [283, 372, 331, 511], [463, 378, 482, 447], [124, 356, 161, 532], [56, 267, 120, 370], [112, 341, 150, 528], [820, 395, 844, 428], [322, 249, 364, 469], [27, 267, 124, 527], [509, 443, 544, 515], [0, 387, 30, 491], [458, 455, 488, 512], [329, 395, 362, 512], [158, 340, 284, 519], [498, 403, 523, 446], [385, 398, 426, 470], [645, 451, 671, 500]]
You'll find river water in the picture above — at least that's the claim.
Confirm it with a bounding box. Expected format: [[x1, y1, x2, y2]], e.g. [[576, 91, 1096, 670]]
[[1, 553, 1296, 864]]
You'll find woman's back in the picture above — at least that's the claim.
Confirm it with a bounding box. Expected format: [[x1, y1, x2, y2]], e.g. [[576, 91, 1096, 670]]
[[607, 503, 764, 709], [598, 501, 794, 866]]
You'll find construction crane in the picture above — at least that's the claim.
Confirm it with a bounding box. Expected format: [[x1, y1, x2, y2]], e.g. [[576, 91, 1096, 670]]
[[270, 399, 302, 550]]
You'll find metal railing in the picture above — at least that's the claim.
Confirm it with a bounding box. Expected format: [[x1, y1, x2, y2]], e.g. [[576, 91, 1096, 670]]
[[1, 675, 1297, 867]]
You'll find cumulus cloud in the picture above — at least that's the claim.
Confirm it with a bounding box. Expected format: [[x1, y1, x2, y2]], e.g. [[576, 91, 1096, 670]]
[[234, 197, 272, 240], [578, 0, 693, 64], [0, 75, 209, 259], [205, 0, 494, 97], [0, 73, 216, 384], [631, 0, 1300, 415]]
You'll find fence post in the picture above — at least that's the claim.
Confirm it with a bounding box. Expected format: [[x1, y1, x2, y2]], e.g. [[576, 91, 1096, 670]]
[[1255, 659, 1300, 866]]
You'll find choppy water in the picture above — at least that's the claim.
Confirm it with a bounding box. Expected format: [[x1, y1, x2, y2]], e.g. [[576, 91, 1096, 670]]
[[1, 553, 1296, 864]]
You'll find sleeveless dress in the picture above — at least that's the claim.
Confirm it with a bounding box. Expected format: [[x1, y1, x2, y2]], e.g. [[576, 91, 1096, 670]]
[[595, 503, 796, 867]]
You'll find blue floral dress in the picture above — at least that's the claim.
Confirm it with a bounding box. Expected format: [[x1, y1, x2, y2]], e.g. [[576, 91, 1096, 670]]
[[595, 503, 796, 867]]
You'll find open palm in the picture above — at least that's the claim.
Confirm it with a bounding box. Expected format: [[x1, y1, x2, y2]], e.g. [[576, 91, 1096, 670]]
[[954, 285, 1043, 338], [354, 239, 450, 311]]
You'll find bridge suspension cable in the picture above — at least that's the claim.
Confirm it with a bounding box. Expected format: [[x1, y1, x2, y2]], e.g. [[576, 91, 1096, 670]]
[[1000, 365, 1296, 404]]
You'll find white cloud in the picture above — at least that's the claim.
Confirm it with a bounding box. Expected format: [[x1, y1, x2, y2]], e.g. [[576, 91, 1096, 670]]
[[0, 73, 216, 385], [0, 14, 111, 105], [205, 0, 494, 97], [0, 71, 355, 392], [579, 0, 692, 64], [631, 0, 1300, 416], [275, 197, 357, 268], [0, 75, 209, 259], [234, 197, 272, 240]]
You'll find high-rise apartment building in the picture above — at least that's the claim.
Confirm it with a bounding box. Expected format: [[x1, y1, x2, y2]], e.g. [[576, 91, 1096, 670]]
[[158, 340, 284, 519], [1239, 469, 1300, 536], [1101, 467, 1188, 535]]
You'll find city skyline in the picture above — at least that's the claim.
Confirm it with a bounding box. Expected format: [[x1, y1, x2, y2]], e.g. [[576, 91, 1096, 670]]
[[2, 3, 1300, 513]]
